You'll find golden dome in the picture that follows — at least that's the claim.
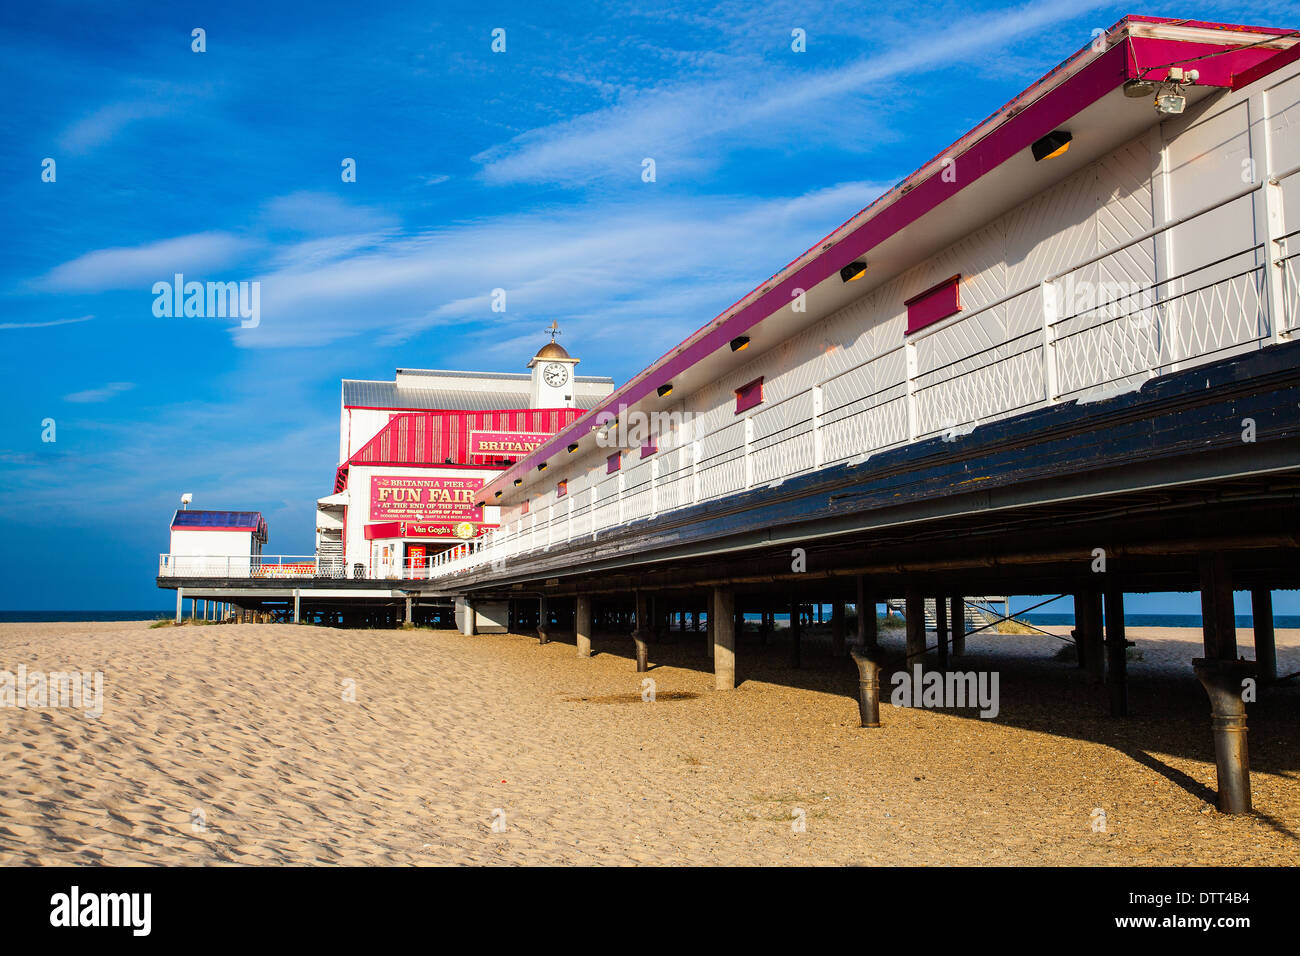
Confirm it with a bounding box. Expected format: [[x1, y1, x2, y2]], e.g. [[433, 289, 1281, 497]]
[[534, 341, 572, 360]]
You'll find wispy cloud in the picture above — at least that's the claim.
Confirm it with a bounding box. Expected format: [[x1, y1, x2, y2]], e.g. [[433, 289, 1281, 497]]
[[474, 0, 1108, 186], [0, 314, 94, 331], [64, 382, 135, 404], [34, 233, 252, 293], [57, 99, 175, 153], [232, 179, 893, 349]]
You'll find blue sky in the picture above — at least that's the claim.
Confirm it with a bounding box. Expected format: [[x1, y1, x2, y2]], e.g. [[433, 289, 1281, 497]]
[[2, 0, 1297, 611]]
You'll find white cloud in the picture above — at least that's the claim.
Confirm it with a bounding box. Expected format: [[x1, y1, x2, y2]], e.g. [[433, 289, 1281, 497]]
[[34, 232, 252, 293], [474, 0, 1109, 186], [231, 179, 894, 350], [261, 192, 398, 236], [64, 381, 135, 404], [0, 314, 94, 331], [57, 100, 174, 153]]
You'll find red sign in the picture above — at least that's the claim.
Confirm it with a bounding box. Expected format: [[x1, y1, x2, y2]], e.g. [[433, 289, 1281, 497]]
[[370, 475, 485, 522], [364, 520, 496, 539], [468, 430, 553, 458]]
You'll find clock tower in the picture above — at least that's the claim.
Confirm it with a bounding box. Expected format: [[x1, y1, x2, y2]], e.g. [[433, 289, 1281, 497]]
[[528, 322, 580, 408]]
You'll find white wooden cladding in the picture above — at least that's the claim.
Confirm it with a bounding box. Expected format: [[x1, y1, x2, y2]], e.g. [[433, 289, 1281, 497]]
[[424, 71, 1300, 578]]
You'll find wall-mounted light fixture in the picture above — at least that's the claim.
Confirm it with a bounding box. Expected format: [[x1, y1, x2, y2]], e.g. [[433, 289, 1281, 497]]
[[839, 261, 867, 283], [1031, 130, 1072, 162], [567, 442, 580, 453], [657, 383, 673, 398], [513, 478, 523, 487], [537, 462, 547, 471], [730, 335, 750, 352], [494, 491, 503, 498]]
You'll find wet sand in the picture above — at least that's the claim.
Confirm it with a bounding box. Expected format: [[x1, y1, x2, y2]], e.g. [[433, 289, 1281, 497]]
[[0, 619, 1296, 865]]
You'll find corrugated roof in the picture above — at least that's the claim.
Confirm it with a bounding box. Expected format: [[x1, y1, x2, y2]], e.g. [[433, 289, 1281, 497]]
[[343, 378, 614, 410], [394, 368, 614, 384]]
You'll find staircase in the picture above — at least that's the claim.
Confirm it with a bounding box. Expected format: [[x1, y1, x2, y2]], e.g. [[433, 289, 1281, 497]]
[[886, 597, 1009, 632]]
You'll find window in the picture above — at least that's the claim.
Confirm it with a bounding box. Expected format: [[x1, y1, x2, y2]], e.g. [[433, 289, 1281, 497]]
[[556, 480, 568, 497], [521, 499, 529, 515], [606, 452, 621, 473], [734, 377, 764, 414], [905, 274, 961, 334], [639, 439, 657, 458]]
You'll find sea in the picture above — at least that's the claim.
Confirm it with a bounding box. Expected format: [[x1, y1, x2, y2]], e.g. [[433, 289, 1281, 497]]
[[0, 610, 173, 623], [1020, 612, 1300, 629], [1, 610, 1298, 628]]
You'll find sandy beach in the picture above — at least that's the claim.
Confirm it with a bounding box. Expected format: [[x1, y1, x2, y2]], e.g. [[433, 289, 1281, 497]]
[[0, 618, 1297, 866]]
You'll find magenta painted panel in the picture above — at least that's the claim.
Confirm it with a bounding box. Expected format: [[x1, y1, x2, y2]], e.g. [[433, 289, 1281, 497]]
[[905, 275, 962, 334], [639, 439, 657, 458], [607, 452, 622, 473], [734, 377, 764, 414]]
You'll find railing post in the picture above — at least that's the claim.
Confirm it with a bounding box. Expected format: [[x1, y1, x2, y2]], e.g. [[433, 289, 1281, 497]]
[[691, 440, 701, 503], [1152, 134, 1178, 375], [1041, 278, 1060, 402], [617, 474, 625, 524], [1239, 87, 1289, 344], [650, 459, 659, 516], [743, 416, 755, 489], [567, 496, 573, 542], [904, 339, 919, 441], [811, 384, 824, 468]]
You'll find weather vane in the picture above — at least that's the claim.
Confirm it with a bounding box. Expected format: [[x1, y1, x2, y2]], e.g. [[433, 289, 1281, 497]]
[[544, 320, 561, 343]]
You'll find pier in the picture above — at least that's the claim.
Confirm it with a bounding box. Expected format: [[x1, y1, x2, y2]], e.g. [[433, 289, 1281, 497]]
[[158, 18, 1300, 816]]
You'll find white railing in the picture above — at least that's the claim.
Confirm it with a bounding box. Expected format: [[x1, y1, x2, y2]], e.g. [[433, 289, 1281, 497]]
[[159, 554, 321, 578], [158, 543, 493, 581], [425, 179, 1294, 581]]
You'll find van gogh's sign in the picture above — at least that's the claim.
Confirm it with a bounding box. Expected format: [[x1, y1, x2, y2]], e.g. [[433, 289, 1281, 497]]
[[370, 475, 484, 522], [469, 430, 553, 457]]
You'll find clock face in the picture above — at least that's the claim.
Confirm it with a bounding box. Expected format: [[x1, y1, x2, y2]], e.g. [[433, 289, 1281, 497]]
[[543, 362, 569, 387]]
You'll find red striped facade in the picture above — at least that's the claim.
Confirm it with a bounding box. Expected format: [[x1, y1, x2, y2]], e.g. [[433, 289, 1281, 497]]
[[350, 409, 587, 469]]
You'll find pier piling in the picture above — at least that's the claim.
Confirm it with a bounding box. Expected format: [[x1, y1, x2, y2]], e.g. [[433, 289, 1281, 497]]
[[849, 648, 883, 728], [712, 589, 736, 690], [831, 598, 845, 657], [575, 595, 592, 658], [1251, 587, 1277, 683], [1104, 588, 1129, 717], [632, 591, 649, 672], [950, 595, 964, 656], [1193, 658, 1255, 814], [789, 598, 801, 669], [905, 590, 925, 662]]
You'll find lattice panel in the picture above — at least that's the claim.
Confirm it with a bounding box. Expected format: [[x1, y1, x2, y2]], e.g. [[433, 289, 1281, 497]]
[[914, 336, 1045, 436], [1283, 256, 1300, 332], [1055, 306, 1159, 396], [697, 420, 746, 501], [1166, 267, 1268, 359], [821, 393, 908, 464]]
